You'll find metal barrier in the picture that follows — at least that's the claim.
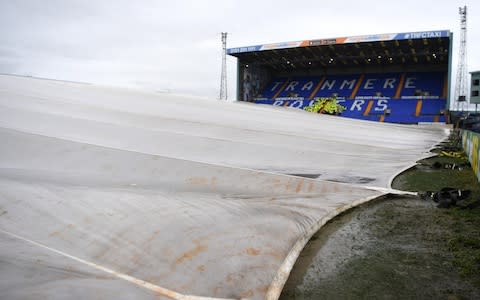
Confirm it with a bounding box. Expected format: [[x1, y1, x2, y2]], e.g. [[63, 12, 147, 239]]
[[462, 130, 480, 181]]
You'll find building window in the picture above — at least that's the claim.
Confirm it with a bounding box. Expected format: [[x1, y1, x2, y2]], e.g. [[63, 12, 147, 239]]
[[474, 79, 480, 86], [473, 90, 480, 97]]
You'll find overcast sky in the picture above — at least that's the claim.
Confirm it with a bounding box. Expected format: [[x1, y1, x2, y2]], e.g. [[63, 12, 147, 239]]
[[0, 0, 479, 100]]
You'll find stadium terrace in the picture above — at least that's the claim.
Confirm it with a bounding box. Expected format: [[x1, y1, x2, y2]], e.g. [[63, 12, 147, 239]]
[[228, 30, 452, 124]]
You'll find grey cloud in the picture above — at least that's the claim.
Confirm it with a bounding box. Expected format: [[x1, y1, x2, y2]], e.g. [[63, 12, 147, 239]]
[[0, 0, 479, 99]]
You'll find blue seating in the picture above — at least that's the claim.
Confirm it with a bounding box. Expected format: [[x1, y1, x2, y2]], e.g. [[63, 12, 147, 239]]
[[260, 78, 288, 98], [255, 72, 446, 100], [387, 100, 417, 115], [314, 75, 360, 98], [356, 73, 400, 98], [420, 99, 445, 115], [275, 77, 321, 98], [251, 72, 447, 124], [400, 72, 444, 98]]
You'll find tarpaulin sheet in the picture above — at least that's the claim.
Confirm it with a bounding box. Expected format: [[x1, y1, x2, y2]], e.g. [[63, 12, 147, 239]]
[[0, 75, 448, 299]]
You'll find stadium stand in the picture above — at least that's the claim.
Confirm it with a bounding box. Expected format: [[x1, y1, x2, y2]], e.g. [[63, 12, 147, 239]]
[[254, 72, 446, 123], [228, 30, 452, 124]]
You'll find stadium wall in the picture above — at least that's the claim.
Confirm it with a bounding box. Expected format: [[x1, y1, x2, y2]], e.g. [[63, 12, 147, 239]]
[[462, 130, 480, 182]]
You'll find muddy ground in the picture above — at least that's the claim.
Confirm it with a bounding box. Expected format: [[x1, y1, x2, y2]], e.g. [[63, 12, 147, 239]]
[[281, 135, 480, 299]]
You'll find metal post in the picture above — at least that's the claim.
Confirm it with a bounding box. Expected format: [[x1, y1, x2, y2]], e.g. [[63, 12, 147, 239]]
[[219, 32, 228, 100], [454, 6, 468, 112]]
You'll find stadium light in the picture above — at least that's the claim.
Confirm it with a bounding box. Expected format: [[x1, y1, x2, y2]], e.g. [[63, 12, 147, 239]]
[[219, 32, 228, 100]]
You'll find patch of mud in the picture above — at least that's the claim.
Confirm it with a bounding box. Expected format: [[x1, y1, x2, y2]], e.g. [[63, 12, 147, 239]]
[[288, 174, 322, 179], [326, 176, 376, 184], [280, 196, 480, 300]]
